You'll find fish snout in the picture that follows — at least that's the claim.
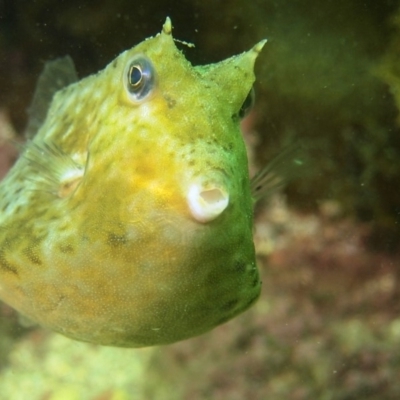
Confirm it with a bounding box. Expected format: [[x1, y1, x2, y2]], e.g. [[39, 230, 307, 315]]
[[187, 177, 229, 223]]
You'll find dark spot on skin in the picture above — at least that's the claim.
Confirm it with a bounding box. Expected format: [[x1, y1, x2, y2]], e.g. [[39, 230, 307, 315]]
[[112, 59, 118, 68], [59, 243, 74, 254], [252, 276, 260, 288], [0, 259, 18, 275], [23, 245, 42, 266], [107, 232, 128, 247], [1, 202, 9, 213], [0, 248, 18, 275], [46, 214, 59, 222], [221, 298, 239, 312], [188, 160, 195, 167], [164, 95, 176, 108], [56, 224, 68, 233], [14, 187, 23, 196], [233, 261, 246, 272]]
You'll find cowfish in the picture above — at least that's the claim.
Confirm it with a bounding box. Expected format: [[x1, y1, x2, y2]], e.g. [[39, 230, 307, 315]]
[[0, 18, 270, 347]]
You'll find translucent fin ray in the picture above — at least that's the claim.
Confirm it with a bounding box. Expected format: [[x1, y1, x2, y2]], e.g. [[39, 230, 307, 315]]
[[25, 56, 78, 139], [251, 144, 308, 203]]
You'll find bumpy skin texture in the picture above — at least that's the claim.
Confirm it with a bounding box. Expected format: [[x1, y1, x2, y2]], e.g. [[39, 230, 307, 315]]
[[0, 20, 263, 347]]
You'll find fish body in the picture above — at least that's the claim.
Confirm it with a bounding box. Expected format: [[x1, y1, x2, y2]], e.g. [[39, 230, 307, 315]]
[[0, 18, 266, 347]]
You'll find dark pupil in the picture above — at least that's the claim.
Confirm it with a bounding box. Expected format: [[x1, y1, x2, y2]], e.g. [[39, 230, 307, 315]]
[[129, 65, 142, 87]]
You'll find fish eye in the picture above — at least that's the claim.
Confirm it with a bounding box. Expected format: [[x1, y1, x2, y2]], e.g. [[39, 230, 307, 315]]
[[239, 87, 255, 119], [124, 55, 155, 102]]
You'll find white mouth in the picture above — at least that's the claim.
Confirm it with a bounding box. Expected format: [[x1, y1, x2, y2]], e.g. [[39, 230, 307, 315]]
[[187, 182, 229, 223]]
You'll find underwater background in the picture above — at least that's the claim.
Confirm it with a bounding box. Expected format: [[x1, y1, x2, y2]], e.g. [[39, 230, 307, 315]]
[[0, 0, 400, 398]]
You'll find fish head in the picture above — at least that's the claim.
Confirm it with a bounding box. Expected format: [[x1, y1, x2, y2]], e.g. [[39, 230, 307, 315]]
[[79, 18, 266, 227]]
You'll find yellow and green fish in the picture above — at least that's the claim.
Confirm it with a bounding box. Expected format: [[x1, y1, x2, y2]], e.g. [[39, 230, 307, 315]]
[[0, 18, 273, 347]]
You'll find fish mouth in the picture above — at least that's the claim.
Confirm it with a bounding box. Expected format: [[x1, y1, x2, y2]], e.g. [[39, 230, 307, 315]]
[[187, 180, 229, 223]]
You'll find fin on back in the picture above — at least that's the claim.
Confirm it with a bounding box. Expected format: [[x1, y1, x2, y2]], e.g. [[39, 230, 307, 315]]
[[25, 56, 78, 139]]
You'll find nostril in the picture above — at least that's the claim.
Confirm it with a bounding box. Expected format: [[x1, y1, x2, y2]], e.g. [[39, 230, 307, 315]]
[[188, 184, 229, 223], [200, 188, 226, 205]]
